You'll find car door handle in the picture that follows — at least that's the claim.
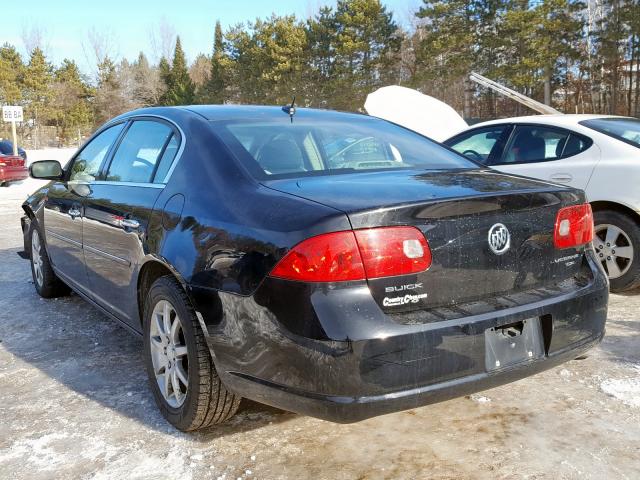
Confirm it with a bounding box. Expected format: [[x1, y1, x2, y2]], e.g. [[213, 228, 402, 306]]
[[550, 173, 573, 183], [68, 208, 81, 218], [120, 218, 140, 230]]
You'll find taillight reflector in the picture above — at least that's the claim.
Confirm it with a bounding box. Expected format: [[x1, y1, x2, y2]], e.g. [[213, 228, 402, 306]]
[[270, 226, 432, 283], [554, 204, 593, 249]]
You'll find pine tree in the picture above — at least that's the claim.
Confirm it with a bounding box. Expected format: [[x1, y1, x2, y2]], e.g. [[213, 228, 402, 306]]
[[0, 43, 24, 105], [305, 7, 337, 107], [163, 36, 195, 106], [199, 21, 227, 104], [23, 47, 54, 128], [52, 59, 93, 144], [94, 57, 125, 123], [332, 0, 400, 110]]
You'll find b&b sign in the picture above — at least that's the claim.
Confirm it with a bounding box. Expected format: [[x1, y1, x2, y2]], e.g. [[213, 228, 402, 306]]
[[2, 106, 24, 123]]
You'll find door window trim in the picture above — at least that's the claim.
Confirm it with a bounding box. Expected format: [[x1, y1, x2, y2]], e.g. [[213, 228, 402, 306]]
[[103, 115, 184, 186], [100, 116, 184, 186], [63, 121, 128, 183], [493, 123, 593, 166]]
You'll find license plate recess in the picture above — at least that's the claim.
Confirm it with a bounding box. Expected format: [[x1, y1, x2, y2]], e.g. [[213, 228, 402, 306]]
[[485, 318, 544, 371]]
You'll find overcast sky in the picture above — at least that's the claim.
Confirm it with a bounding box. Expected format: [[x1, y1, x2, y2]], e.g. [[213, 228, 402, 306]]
[[5, 0, 420, 73]]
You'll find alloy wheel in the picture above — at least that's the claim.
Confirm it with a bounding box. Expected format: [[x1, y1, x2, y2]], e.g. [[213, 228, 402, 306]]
[[594, 223, 634, 280], [31, 229, 44, 288], [149, 300, 189, 408]]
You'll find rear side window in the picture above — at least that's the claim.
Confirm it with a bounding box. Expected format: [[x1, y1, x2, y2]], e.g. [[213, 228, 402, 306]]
[[445, 126, 508, 164], [580, 117, 640, 149], [498, 126, 591, 164], [106, 121, 174, 183], [153, 134, 180, 183], [70, 123, 124, 182], [218, 118, 475, 178]]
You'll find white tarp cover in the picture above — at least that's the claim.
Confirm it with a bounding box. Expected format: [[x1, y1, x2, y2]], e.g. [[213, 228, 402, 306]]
[[364, 85, 468, 142]]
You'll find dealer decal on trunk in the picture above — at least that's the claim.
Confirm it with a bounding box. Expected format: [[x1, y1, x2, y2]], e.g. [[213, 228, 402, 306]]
[[383, 283, 428, 307]]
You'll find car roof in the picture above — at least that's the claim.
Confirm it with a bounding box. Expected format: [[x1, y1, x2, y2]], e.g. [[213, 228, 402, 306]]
[[114, 105, 371, 123], [470, 114, 631, 129]]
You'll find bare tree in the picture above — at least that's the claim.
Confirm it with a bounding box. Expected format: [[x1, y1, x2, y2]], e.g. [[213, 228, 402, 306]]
[[82, 26, 119, 79], [149, 18, 177, 62], [21, 23, 50, 55], [190, 53, 211, 88]]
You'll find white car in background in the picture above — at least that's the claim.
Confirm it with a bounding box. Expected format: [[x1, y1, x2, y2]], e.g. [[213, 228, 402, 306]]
[[444, 115, 640, 292]]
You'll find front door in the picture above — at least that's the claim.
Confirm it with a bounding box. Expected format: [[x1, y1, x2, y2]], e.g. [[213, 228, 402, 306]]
[[83, 119, 180, 329], [43, 123, 125, 291]]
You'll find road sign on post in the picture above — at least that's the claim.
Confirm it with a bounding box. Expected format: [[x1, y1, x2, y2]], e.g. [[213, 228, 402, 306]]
[[2, 106, 24, 156]]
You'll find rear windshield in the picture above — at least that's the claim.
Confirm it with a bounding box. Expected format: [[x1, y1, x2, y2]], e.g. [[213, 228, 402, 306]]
[[214, 117, 475, 179], [579, 117, 640, 149]]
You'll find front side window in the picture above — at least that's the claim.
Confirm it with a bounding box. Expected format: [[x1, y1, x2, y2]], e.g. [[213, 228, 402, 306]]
[[69, 123, 124, 182], [445, 126, 508, 164], [580, 117, 640, 149], [106, 120, 174, 183], [498, 126, 585, 164], [217, 117, 475, 178]]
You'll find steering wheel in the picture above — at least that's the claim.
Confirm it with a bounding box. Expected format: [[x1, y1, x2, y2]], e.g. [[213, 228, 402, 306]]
[[462, 149, 484, 162], [134, 157, 155, 169], [330, 136, 376, 160]]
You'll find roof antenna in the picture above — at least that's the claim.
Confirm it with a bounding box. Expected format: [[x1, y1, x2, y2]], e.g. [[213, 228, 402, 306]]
[[282, 96, 296, 123]]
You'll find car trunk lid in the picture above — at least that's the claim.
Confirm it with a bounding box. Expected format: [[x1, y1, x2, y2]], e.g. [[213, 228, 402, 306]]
[[264, 169, 590, 313]]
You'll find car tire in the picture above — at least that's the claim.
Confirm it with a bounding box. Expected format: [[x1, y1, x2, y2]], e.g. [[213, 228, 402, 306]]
[[593, 209, 640, 292], [143, 276, 241, 431], [28, 220, 70, 298]]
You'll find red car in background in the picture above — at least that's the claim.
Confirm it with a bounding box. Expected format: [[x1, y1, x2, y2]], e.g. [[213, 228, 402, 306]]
[[0, 153, 28, 186]]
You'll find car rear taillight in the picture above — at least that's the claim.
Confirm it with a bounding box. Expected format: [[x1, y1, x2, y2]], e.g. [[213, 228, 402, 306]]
[[270, 227, 431, 282], [269, 231, 365, 282], [554, 204, 594, 249], [354, 227, 432, 279]]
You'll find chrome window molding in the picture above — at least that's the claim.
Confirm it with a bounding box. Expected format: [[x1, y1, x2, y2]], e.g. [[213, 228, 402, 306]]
[[91, 180, 164, 189]]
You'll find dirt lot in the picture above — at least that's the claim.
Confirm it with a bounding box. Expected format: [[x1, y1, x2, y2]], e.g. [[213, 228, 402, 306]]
[[1, 173, 639, 480]]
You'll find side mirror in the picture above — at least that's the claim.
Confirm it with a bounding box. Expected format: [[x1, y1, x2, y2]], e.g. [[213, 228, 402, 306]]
[[30, 160, 63, 180]]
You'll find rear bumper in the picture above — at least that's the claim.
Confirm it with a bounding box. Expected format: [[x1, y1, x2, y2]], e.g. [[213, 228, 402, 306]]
[[195, 250, 608, 423], [0, 166, 28, 183], [222, 332, 602, 423]]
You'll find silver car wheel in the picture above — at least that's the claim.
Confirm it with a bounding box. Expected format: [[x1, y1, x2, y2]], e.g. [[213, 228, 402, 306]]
[[594, 223, 634, 280], [149, 300, 189, 408], [31, 229, 44, 288]]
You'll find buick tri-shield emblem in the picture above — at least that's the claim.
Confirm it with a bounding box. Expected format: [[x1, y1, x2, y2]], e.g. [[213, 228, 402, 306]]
[[488, 223, 511, 255]]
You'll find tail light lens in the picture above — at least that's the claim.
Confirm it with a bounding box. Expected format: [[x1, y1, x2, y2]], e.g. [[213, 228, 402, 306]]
[[269, 231, 365, 282], [270, 226, 432, 282], [354, 227, 432, 278], [554, 204, 594, 249]]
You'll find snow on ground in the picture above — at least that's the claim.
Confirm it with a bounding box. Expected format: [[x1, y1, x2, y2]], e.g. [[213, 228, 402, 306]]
[[601, 364, 640, 408]]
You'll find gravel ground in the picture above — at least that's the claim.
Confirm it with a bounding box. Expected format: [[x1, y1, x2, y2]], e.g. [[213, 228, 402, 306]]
[[1, 160, 639, 479]]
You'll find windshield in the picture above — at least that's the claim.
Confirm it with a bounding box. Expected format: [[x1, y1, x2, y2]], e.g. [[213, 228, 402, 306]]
[[214, 117, 476, 179], [580, 117, 640, 149]]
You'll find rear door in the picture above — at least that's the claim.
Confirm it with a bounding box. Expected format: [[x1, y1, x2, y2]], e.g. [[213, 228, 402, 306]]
[[82, 119, 180, 328], [488, 124, 600, 190], [43, 123, 125, 290]]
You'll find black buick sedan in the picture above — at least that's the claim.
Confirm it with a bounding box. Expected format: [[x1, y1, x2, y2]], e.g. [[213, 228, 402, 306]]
[[21, 106, 608, 431]]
